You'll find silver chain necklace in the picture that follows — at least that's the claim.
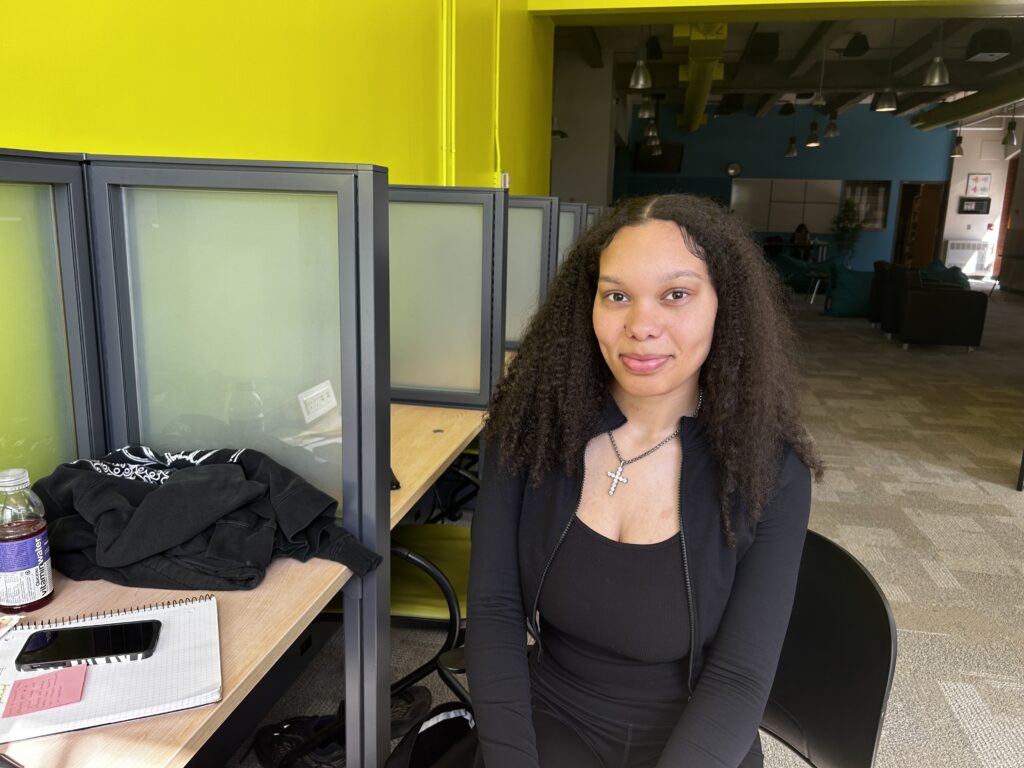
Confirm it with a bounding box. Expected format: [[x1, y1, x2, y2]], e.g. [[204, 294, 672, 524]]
[[604, 389, 703, 497]]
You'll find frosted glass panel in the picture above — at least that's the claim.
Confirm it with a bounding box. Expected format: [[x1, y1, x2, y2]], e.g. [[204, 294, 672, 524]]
[[731, 179, 771, 231], [558, 210, 577, 265], [0, 183, 76, 480], [390, 201, 483, 393], [768, 202, 805, 233], [772, 179, 806, 203], [123, 187, 343, 499], [506, 207, 544, 344]]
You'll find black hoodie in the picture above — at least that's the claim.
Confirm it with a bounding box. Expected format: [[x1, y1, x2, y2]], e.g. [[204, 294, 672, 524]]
[[33, 445, 380, 590]]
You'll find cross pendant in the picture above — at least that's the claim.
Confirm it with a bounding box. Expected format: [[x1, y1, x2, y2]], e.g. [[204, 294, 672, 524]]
[[607, 462, 629, 496]]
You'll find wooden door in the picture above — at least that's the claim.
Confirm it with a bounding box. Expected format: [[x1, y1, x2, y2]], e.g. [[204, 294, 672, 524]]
[[908, 183, 945, 268]]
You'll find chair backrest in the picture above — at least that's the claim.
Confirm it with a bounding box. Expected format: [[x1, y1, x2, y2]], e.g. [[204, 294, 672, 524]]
[[761, 530, 897, 768]]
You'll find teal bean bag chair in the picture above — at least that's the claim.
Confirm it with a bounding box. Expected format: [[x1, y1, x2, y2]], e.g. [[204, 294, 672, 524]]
[[824, 262, 874, 317]]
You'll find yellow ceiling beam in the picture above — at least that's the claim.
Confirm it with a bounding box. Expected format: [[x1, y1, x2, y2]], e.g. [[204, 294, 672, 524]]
[[913, 72, 1024, 130], [526, 1, 1020, 25]]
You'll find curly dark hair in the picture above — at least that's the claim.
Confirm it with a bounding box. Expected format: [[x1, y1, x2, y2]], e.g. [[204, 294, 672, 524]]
[[486, 193, 823, 545]]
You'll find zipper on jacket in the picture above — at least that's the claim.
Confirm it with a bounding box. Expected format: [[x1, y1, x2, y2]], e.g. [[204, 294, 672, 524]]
[[530, 458, 586, 661], [678, 434, 697, 699]]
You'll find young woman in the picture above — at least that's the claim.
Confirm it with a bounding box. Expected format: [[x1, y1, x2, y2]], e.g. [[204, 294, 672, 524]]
[[466, 194, 823, 768]]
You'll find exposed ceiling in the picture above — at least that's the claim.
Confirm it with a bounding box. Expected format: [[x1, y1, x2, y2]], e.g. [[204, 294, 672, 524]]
[[554, 16, 1024, 131]]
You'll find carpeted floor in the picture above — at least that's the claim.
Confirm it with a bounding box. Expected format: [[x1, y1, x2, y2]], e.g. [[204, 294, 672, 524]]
[[229, 287, 1024, 768]]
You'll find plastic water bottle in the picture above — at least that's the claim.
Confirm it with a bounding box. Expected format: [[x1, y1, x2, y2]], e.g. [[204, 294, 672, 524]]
[[228, 381, 266, 433], [0, 469, 54, 613]]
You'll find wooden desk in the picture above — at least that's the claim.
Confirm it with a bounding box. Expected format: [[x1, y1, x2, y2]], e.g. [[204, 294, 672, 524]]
[[389, 404, 484, 528], [2, 404, 483, 768]]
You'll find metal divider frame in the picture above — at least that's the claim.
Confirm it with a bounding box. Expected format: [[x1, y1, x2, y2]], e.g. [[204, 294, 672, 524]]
[[505, 195, 558, 350], [0, 149, 105, 460], [387, 185, 508, 407], [557, 200, 587, 267], [84, 155, 392, 767]]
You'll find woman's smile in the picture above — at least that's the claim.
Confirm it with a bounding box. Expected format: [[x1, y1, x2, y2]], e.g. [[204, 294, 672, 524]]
[[619, 353, 671, 374]]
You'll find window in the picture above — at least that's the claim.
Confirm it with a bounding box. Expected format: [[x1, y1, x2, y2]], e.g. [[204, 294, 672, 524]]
[[844, 180, 891, 230]]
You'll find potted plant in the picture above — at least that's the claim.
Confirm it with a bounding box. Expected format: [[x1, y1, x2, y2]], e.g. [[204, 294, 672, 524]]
[[831, 198, 863, 266]]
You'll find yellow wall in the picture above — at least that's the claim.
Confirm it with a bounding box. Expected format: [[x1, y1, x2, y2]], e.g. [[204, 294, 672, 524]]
[[1, 1, 552, 191], [500, 1, 555, 195], [0, 1, 554, 473]]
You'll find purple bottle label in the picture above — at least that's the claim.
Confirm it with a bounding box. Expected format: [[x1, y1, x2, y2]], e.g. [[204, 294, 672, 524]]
[[0, 532, 50, 572]]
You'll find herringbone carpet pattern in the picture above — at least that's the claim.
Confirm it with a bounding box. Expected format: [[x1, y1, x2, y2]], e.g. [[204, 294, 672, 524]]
[[782, 287, 1024, 768]]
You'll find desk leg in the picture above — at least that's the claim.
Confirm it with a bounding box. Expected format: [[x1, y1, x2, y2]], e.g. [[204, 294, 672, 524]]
[[1017, 449, 1023, 492]]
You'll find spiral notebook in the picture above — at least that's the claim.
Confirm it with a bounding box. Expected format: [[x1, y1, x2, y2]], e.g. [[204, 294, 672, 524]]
[[0, 595, 221, 743]]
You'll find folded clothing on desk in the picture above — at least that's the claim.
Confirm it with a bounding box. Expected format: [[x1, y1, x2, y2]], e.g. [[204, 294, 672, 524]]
[[33, 446, 381, 590]]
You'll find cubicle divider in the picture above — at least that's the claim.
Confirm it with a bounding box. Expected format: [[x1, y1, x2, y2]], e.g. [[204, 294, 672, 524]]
[[84, 155, 393, 766], [388, 185, 508, 407], [0, 150, 106, 469], [556, 201, 586, 266], [586, 204, 605, 228], [505, 195, 557, 348]]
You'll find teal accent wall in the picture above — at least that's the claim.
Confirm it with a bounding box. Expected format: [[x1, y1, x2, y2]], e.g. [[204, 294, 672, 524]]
[[614, 104, 954, 270]]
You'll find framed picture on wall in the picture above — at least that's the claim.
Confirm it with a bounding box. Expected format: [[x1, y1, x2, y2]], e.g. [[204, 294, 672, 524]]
[[844, 180, 891, 230], [965, 173, 991, 196]]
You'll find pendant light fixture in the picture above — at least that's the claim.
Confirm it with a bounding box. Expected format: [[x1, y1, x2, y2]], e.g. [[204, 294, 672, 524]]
[[924, 21, 950, 87], [629, 59, 652, 89], [951, 123, 964, 158], [1003, 102, 1018, 147], [638, 98, 656, 119], [629, 26, 653, 90], [806, 122, 821, 147], [872, 20, 900, 113], [825, 111, 840, 138], [785, 102, 798, 157], [651, 144, 664, 157], [644, 120, 659, 139]]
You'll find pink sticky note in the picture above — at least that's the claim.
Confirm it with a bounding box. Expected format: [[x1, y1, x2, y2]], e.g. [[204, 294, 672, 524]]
[[2, 666, 88, 718]]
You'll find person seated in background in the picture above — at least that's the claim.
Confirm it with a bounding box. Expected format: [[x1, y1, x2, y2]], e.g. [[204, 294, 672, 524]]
[[790, 223, 812, 261], [467, 194, 823, 768]]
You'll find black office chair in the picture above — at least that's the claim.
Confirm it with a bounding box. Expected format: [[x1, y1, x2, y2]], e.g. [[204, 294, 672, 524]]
[[440, 529, 897, 768], [760, 530, 897, 768], [254, 546, 466, 768]]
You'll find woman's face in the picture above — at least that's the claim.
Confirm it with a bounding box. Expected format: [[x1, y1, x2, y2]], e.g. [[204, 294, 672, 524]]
[[592, 219, 718, 411]]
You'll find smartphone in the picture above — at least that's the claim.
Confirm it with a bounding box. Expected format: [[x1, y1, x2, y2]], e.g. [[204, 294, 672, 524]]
[[15, 620, 161, 672]]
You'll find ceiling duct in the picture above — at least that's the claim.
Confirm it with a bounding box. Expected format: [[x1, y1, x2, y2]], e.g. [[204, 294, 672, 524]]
[[741, 33, 779, 65], [645, 34, 663, 62], [716, 93, 745, 115], [676, 23, 728, 133], [965, 28, 1013, 63], [843, 32, 870, 58]]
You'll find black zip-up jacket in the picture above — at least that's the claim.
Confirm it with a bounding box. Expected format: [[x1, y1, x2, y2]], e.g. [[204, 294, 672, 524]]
[[33, 445, 381, 590], [466, 403, 811, 768]]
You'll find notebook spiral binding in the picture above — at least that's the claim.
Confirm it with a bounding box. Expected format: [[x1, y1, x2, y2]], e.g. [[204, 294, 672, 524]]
[[17, 594, 215, 631]]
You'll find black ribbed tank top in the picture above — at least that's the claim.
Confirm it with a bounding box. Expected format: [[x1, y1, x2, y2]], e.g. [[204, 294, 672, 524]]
[[530, 517, 691, 726]]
